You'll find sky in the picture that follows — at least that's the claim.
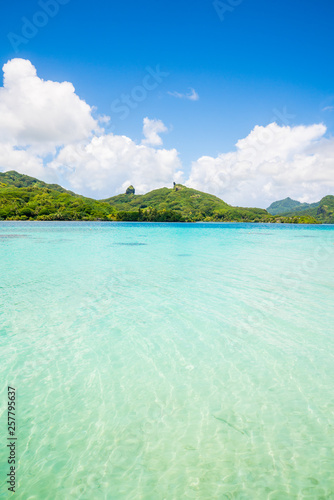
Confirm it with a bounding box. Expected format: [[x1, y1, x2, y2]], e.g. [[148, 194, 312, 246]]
[[0, 0, 334, 207]]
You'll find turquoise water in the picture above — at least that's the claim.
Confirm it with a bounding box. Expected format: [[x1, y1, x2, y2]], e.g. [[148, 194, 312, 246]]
[[0, 222, 334, 499]]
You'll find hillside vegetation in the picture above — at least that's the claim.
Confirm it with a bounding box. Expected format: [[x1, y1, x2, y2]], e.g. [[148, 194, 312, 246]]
[[104, 184, 303, 223], [280, 195, 334, 224], [0, 170, 74, 194], [0, 172, 322, 223], [267, 197, 319, 215], [0, 171, 116, 221]]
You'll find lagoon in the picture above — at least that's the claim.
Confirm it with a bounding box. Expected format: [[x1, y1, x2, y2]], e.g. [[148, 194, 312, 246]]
[[0, 222, 334, 499]]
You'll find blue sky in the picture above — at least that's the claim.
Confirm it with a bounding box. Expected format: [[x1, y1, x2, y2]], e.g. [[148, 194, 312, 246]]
[[0, 0, 334, 206]]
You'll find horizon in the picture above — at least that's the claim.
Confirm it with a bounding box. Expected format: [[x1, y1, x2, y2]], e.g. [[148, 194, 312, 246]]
[[1, 0, 334, 208]]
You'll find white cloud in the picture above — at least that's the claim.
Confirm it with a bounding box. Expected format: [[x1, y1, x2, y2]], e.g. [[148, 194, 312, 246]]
[[0, 59, 183, 197], [142, 117, 168, 146], [0, 143, 46, 180], [186, 122, 334, 207], [50, 133, 183, 198], [98, 114, 111, 124], [168, 88, 199, 101], [0, 59, 333, 206], [322, 106, 334, 112], [0, 58, 98, 154]]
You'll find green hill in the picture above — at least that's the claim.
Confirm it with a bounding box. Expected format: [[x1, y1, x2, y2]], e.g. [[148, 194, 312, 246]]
[[0, 170, 74, 194], [281, 195, 334, 223], [0, 171, 116, 221], [267, 197, 319, 215], [0, 172, 321, 223], [104, 184, 230, 220], [105, 184, 276, 222], [104, 184, 319, 223], [315, 196, 334, 223]]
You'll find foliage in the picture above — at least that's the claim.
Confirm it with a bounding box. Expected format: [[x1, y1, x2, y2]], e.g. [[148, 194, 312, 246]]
[[314, 195, 334, 223], [105, 184, 320, 223], [275, 195, 334, 223], [267, 197, 319, 216], [0, 185, 117, 221], [116, 207, 184, 222], [125, 185, 135, 195], [0, 173, 326, 223], [0, 170, 74, 194], [105, 184, 230, 221]]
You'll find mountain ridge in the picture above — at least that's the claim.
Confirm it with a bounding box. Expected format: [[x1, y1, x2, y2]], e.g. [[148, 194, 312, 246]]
[[267, 197, 319, 215], [0, 171, 324, 223], [267, 195, 334, 223]]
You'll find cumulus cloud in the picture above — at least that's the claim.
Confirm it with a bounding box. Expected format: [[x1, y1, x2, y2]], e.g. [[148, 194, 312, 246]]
[[0, 142, 47, 180], [186, 122, 334, 207], [168, 88, 199, 101], [142, 117, 168, 146], [0, 59, 98, 155], [0, 59, 334, 205], [0, 59, 183, 197], [50, 133, 183, 198]]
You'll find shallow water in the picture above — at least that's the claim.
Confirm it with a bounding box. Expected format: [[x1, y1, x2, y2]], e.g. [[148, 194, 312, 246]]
[[0, 222, 333, 499]]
